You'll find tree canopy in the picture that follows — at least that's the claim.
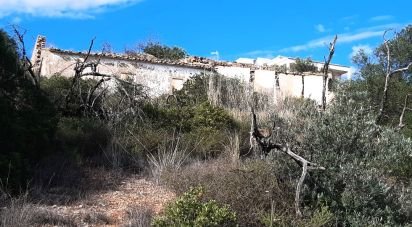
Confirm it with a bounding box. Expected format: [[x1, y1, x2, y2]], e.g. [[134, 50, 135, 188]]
[[353, 25, 412, 136]]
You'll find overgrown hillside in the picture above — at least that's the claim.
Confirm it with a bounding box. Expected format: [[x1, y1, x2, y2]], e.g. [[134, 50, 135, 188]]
[[1, 26, 412, 226]]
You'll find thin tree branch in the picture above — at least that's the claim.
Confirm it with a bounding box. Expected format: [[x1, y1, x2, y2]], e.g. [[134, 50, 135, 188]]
[[376, 29, 412, 124], [396, 93, 412, 131], [250, 112, 325, 217], [321, 35, 337, 110], [12, 25, 39, 88]]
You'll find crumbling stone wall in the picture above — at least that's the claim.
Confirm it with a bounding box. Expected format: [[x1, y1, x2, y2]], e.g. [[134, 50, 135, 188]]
[[31, 36, 347, 103]]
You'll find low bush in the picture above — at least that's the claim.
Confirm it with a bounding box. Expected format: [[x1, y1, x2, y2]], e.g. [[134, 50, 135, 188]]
[[153, 186, 237, 227], [143, 101, 236, 133]]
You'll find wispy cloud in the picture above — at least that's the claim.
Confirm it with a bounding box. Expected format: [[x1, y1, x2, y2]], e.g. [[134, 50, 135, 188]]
[[280, 23, 405, 53], [241, 49, 276, 58], [238, 22, 409, 59], [315, 24, 326, 33], [349, 44, 373, 60], [370, 15, 393, 22], [0, 0, 142, 19], [279, 31, 382, 53]]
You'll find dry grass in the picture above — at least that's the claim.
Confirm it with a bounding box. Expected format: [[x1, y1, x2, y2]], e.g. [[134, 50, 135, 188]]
[[0, 197, 77, 227], [0, 197, 34, 227], [83, 211, 113, 225], [161, 158, 295, 226], [122, 205, 153, 227], [31, 209, 77, 227], [222, 131, 241, 164], [147, 133, 195, 182]]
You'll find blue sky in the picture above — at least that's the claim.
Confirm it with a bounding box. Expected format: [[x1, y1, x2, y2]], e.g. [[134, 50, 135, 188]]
[[0, 0, 411, 67]]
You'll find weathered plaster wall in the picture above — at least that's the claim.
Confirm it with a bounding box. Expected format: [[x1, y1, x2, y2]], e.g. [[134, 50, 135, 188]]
[[36, 47, 340, 103], [39, 49, 204, 96]]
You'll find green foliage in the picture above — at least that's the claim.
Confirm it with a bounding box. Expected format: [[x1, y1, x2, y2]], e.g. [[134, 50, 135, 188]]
[[290, 58, 318, 73], [41, 76, 107, 117], [153, 186, 237, 227], [375, 25, 412, 78], [268, 83, 412, 225], [142, 42, 187, 61], [352, 24, 412, 137], [40, 75, 71, 108], [173, 73, 209, 106], [191, 102, 235, 129], [0, 29, 57, 192], [306, 206, 334, 227], [56, 117, 111, 159], [144, 74, 236, 133]]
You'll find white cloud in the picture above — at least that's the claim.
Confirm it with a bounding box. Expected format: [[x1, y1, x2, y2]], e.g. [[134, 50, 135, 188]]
[[315, 24, 326, 33], [0, 0, 142, 18], [279, 24, 401, 53], [350, 44, 373, 59], [370, 15, 393, 22], [340, 66, 357, 80], [238, 22, 410, 59], [241, 49, 276, 58]]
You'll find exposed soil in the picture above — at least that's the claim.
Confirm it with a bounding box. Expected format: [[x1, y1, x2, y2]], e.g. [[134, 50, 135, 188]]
[[36, 173, 175, 226]]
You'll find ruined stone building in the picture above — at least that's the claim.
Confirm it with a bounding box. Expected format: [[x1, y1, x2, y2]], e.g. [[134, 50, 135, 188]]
[[31, 36, 350, 103]]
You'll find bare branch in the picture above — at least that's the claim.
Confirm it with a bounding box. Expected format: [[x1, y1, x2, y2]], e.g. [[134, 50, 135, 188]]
[[389, 62, 412, 76], [376, 29, 412, 124], [396, 93, 412, 131], [63, 38, 147, 120], [83, 37, 96, 64], [250, 112, 325, 217], [383, 29, 393, 75], [321, 35, 338, 110], [12, 25, 39, 88]]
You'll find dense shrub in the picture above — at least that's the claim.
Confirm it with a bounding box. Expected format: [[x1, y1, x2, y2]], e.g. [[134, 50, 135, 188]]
[[142, 42, 187, 61], [267, 83, 412, 225], [0, 29, 57, 192], [153, 186, 237, 227], [146, 101, 235, 132], [161, 159, 295, 226], [55, 117, 111, 160], [41, 76, 108, 118]]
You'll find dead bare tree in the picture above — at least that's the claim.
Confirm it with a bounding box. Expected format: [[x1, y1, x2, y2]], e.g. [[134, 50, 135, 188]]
[[321, 35, 338, 110], [12, 26, 39, 88], [376, 30, 412, 124], [250, 108, 325, 217], [248, 69, 325, 217], [64, 38, 148, 122]]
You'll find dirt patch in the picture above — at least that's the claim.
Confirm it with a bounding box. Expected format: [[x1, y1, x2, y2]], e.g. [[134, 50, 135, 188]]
[[37, 175, 175, 226]]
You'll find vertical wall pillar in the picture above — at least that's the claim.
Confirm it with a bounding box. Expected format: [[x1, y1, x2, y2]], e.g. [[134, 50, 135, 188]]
[[30, 35, 46, 67]]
